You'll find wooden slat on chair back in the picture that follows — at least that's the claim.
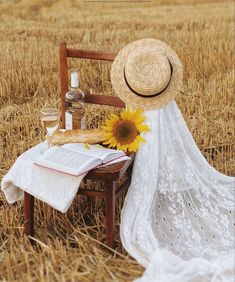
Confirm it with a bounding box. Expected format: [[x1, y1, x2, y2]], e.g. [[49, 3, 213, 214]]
[[59, 42, 125, 128]]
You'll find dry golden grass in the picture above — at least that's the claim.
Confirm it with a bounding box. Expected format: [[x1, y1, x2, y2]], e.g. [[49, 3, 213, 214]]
[[0, 0, 234, 281]]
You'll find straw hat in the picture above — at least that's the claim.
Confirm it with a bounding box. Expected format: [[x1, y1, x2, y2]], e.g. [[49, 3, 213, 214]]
[[111, 38, 183, 110]]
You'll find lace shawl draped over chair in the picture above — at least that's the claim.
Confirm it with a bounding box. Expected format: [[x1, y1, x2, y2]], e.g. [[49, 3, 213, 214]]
[[121, 100, 234, 281]]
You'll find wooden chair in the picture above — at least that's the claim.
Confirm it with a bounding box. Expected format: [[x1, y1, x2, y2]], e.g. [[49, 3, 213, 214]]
[[24, 43, 134, 248]]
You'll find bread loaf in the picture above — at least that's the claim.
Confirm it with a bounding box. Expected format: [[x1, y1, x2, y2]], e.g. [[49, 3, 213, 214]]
[[51, 129, 106, 145]]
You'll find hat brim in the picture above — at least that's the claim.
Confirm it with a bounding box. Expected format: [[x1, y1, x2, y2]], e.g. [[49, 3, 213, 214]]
[[111, 38, 183, 110]]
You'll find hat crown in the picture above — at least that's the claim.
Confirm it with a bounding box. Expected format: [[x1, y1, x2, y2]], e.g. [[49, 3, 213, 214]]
[[110, 38, 183, 110], [125, 50, 171, 96]]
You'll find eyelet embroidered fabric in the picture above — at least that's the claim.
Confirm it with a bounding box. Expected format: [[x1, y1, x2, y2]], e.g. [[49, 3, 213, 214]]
[[121, 100, 234, 282]]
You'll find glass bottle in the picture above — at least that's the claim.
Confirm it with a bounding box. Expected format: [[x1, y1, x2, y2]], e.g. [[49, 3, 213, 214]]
[[65, 69, 86, 130]]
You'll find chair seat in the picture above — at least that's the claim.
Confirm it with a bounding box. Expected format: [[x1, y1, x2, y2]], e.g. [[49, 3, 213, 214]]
[[85, 153, 135, 181]]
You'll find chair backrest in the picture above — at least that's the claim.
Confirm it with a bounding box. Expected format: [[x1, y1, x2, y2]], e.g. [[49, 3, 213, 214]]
[[59, 42, 125, 128]]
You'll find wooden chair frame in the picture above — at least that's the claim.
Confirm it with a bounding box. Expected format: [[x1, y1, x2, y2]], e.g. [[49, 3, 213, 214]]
[[24, 43, 134, 248]]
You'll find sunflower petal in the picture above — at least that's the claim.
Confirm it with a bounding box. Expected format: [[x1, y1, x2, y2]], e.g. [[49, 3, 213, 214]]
[[101, 108, 149, 152], [101, 124, 112, 131], [122, 144, 129, 151], [117, 143, 123, 150], [84, 143, 90, 150], [108, 114, 116, 120], [104, 132, 113, 138], [103, 140, 111, 145], [136, 124, 150, 132], [128, 139, 139, 152], [134, 115, 147, 124], [121, 109, 131, 121], [137, 135, 147, 143], [110, 116, 120, 124], [132, 108, 144, 120], [120, 110, 128, 120]]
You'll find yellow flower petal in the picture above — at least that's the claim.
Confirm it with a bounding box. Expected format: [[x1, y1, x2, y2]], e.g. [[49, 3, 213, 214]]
[[104, 132, 113, 139], [121, 145, 129, 151], [95, 144, 103, 148], [117, 143, 123, 150], [120, 110, 128, 120], [102, 107, 149, 153], [109, 137, 118, 147], [84, 143, 90, 150], [120, 107, 133, 121], [136, 124, 150, 132], [128, 139, 139, 152], [137, 135, 147, 143], [134, 108, 144, 116], [134, 115, 146, 124], [101, 125, 112, 131]]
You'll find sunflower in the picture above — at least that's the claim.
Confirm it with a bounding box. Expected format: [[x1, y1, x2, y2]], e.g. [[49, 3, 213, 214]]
[[101, 107, 150, 152]]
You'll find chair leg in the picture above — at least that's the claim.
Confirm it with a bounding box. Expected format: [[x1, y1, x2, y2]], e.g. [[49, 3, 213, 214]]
[[24, 192, 34, 240], [105, 181, 116, 248]]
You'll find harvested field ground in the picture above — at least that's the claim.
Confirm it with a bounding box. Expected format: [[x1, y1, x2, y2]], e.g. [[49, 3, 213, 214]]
[[0, 0, 234, 281]]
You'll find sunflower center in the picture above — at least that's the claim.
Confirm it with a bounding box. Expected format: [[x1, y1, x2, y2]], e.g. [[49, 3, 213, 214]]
[[113, 120, 138, 145]]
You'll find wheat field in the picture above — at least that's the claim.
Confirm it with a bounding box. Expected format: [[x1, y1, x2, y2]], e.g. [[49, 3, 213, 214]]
[[0, 0, 234, 281]]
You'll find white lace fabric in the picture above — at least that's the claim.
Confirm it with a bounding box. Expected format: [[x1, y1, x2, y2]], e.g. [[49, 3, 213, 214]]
[[121, 101, 234, 282]]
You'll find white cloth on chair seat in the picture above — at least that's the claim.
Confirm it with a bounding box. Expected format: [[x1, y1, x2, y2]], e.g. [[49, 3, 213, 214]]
[[1, 141, 85, 213]]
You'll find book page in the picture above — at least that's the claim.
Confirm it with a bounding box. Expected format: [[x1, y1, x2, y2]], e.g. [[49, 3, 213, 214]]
[[35, 147, 100, 176], [62, 143, 125, 163], [99, 155, 131, 167]]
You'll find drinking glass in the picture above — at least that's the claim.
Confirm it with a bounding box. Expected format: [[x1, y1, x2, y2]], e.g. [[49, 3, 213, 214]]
[[40, 108, 60, 146]]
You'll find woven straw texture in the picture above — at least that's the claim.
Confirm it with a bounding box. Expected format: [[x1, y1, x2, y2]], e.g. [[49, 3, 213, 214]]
[[111, 38, 183, 110]]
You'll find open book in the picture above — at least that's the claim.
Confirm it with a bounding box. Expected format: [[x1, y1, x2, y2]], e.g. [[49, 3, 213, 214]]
[[34, 143, 130, 176]]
